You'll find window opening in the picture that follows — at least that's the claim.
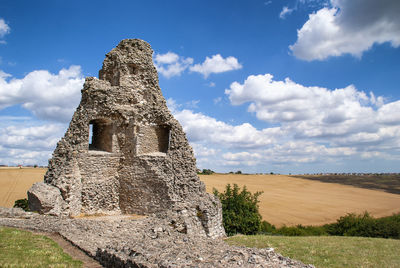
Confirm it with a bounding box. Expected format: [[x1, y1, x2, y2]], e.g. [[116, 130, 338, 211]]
[[88, 119, 113, 152]]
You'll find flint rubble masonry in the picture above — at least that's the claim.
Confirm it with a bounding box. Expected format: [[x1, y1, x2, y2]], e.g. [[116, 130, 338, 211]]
[[27, 39, 225, 238]]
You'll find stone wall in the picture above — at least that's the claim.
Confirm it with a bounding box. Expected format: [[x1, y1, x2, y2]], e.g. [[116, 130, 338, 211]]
[[137, 125, 170, 155]]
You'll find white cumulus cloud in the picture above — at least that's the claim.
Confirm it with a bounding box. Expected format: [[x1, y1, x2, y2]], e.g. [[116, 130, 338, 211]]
[[290, 0, 400, 60], [225, 73, 400, 165], [173, 108, 280, 149], [225, 73, 374, 130], [0, 18, 10, 38], [154, 52, 193, 78], [0, 123, 66, 166], [155, 52, 242, 79], [189, 54, 242, 78], [0, 66, 84, 122]]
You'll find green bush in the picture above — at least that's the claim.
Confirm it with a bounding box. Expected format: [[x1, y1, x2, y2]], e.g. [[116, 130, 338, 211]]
[[200, 169, 214, 175], [258, 212, 399, 238], [13, 198, 29, 211], [268, 212, 400, 238], [326, 212, 400, 239], [260, 220, 276, 234], [214, 184, 263, 236], [276, 225, 328, 236]]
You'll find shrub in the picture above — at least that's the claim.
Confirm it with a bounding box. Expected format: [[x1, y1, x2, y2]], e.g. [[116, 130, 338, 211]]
[[13, 198, 29, 211], [325, 212, 400, 239], [276, 224, 328, 236], [214, 184, 263, 236], [201, 169, 214, 175], [260, 220, 276, 234]]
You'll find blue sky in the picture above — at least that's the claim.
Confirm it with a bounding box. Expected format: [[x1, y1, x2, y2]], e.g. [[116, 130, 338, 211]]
[[1, 0, 400, 174]]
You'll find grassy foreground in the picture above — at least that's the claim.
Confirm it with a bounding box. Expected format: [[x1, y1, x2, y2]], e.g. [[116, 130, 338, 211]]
[[0, 226, 82, 267], [226, 235, 400, 268]]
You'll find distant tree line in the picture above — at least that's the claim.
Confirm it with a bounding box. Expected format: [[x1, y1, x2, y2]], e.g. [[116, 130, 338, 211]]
[[198, 169, 215, 175]]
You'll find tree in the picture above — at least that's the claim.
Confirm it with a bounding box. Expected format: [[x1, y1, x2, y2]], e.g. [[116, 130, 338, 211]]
[[201, 169, 214, 175], [213, 184, 263, 236]]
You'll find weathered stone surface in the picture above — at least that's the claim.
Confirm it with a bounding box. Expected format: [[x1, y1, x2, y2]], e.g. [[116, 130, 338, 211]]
[[27, 182, 64, 216], [0, 207, 36, 219], [27, 39, 224, 238], [0, 209, 314, 268]]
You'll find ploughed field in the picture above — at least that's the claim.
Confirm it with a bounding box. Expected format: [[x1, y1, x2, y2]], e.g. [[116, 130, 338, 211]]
[[200, 174, 400, 226], [1, 168, 399, 227], [293, 174, 400, 195]]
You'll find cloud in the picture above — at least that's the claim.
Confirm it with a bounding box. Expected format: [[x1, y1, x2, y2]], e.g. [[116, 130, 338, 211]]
[[154, 52, 193, 78], [185, 100, 200, 109], [213, 97, 222, 104], [225, 73, 374, 129], [290, 0, 400, 60], [0, 124, 64, 151], [168, 99, 367, 171], [191, 143, 218, 157], [154, 52, 242, 79], [189, 54, 242, 78], [0, 122, 66, 166], [208, 82, 216, 87], [173, 108, 280, 149], [224, 73, 400, 169], [280, 6, 294, 19], [0, 18, 10, 38], [0, 66, 84, 122]]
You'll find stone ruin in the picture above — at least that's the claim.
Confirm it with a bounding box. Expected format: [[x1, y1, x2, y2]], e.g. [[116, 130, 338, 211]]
[[27, 39, 225, 238]]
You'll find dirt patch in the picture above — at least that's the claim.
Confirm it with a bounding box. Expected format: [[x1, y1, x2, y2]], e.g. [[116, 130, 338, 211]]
[[200, 174, 400, 227]]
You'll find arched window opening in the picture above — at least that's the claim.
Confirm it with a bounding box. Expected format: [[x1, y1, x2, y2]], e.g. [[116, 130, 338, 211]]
[[88, 119, 113, 152]]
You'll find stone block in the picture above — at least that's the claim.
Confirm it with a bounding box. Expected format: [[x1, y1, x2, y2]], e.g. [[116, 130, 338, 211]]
[[28, 182, 64, 216]]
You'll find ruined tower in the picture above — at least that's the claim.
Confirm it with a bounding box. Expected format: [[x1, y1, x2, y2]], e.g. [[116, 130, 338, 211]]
[[28, 39, 225, 238]]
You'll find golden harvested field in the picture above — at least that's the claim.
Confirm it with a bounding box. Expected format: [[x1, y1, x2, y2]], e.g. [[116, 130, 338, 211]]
[[200, 174, 400, 227], [0, 168, 46, 208], [2, 168, 400, 227]]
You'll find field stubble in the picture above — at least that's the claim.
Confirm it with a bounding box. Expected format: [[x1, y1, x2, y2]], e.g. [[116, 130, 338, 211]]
[[0, 168, 46, 208]]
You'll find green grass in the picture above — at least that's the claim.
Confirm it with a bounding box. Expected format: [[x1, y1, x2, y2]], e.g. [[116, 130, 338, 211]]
[[226, 235, 400, 268], [0, 226, 82, 268]]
